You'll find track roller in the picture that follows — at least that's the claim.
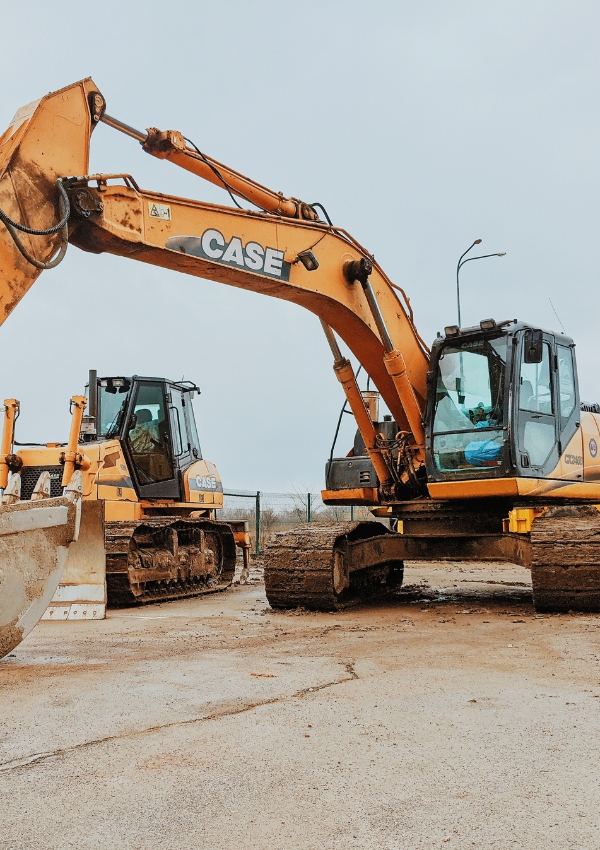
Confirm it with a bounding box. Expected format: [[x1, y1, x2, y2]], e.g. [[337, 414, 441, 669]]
[[106, 517, 236, 607], [264, 521, 404, 611], [531, 505, 600, 613]]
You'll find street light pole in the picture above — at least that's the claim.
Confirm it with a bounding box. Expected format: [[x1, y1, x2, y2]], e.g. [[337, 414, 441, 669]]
[[456, 239, 506, 327]]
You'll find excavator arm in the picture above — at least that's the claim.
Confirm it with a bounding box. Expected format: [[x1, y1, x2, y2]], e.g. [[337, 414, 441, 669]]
[[0, 78, 430, 496]]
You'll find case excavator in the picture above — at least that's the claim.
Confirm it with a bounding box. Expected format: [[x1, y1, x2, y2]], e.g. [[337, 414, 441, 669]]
[[2, 77, 600, 621]]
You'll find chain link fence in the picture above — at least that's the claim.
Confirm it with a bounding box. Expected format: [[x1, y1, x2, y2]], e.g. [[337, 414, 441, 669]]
[[217, 489, 388, 552]]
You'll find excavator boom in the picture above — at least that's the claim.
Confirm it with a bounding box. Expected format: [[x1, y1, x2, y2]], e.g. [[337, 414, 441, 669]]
[[0, 79, 429, 447]]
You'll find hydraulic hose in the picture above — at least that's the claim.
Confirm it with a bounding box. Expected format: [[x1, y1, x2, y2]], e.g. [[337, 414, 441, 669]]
[[0, 178, 70, 269]]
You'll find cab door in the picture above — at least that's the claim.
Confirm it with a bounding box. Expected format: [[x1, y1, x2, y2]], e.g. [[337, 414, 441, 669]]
[[515, 333, 560, 477], [124, 380, 181, 499], [167, 385, 195, 473], [554, 343, 583, 479]]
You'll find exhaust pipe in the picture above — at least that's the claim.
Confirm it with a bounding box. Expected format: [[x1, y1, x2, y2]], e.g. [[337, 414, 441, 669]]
[[81, 369, 98, 438], [88, 369, 98, 422]]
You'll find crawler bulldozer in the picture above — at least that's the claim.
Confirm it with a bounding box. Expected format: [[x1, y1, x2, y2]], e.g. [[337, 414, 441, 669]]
[[2, 77, 600, 625], [14, 372, 250, 617]]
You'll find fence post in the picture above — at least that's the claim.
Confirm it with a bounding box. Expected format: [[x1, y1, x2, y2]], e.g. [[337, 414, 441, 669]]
[[255, 491, 261, 554], [307, 492, 312, 523]]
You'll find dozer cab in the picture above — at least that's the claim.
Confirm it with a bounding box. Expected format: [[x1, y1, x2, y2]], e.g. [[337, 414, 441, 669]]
[[15, 372, 249, 615]]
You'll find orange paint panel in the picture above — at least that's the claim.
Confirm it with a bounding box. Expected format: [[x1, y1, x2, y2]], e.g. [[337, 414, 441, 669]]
[[428, 478, 524, 499], [581, 411, 600, 482], [429, 476, 600, 500], [321, 487, 379, 505], [551, 427, 584, 481], [104, 500, 141, 522]]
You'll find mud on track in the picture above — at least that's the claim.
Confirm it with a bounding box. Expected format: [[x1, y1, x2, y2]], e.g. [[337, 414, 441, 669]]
[[1, 561, 599, 849]]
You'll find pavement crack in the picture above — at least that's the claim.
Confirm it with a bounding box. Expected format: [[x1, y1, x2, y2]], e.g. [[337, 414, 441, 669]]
[[0, 661, 359, 774]]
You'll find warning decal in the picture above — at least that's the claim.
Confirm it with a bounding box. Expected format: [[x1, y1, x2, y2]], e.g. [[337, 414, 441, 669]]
[[148, 202, 171, 221]]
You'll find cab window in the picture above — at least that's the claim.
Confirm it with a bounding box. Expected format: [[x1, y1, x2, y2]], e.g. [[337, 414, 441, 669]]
[[185, 392, 202, 458], [519, 341, 556, 468], [557, 345, 576, 423], [169, 388, 190, 457], [519, 343, 553, 414], [127, 382, 173, 483]]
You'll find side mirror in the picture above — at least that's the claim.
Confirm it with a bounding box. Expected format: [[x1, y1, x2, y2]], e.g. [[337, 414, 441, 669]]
[[524, 329, 543, 364]]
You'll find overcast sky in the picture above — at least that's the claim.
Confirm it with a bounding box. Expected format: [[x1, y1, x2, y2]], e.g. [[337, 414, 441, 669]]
[[2, 1, 599, 491]]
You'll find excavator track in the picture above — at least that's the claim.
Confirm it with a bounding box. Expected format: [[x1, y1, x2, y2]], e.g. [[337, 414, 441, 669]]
[[105, 517, 236, 607], [531, 505, 600, 613], [264, 521, 403, 611]]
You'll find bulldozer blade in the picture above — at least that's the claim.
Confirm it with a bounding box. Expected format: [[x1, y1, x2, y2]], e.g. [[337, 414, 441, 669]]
[[0, 78, 101, 327], [0, 496, 79, 659], [41, 500, 106, 621]]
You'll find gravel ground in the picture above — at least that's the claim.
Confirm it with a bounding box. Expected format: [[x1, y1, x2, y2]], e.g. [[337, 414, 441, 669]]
[[1, 561, 600, 849]]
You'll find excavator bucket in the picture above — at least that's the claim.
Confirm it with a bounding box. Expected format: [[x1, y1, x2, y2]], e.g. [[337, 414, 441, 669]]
[[0, 494, 80, 658], [0, 78, 102, 325]]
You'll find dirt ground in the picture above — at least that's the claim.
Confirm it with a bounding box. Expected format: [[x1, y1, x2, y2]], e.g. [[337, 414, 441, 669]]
[[1, 560, 600, 850]]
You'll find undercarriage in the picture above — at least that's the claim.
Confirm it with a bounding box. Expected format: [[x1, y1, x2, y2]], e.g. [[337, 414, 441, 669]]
[[264, 500, 600, 613]]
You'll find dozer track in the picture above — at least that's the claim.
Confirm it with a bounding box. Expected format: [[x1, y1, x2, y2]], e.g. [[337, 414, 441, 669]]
[[264, 521, 404, 611], [105, 517, 237, 607], [531, 505, 600, 613]]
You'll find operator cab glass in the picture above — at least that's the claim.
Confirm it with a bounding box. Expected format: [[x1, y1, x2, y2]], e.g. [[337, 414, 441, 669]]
[[97, 378, 131, 437], [126, 381, 173, 485], [432, 336, 507, 472], [92, 375, 203, 500], [428, 322, 580, 483]]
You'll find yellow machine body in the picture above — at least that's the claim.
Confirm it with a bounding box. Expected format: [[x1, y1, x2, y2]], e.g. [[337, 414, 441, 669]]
[[17, 442, 224, 520], [2, 79, 600, 614], [14, 373, 248, 619]]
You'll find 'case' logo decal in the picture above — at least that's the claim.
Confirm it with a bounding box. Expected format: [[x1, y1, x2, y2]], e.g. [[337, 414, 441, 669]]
[[166, 230, 291, 281]]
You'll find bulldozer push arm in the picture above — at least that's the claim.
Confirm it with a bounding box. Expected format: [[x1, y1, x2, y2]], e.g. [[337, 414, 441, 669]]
[[0, 79, 429, 498], [0, 395, 85, 658]]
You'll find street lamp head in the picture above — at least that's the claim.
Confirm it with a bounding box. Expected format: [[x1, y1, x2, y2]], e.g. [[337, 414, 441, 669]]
[[456, 241, 504, 327]]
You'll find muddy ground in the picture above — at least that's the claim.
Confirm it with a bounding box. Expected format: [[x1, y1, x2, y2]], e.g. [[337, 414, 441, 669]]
[[1, 561, 599, 849]]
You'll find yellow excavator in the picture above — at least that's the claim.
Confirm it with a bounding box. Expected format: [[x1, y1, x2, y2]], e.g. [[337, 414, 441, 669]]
[[2, 77, 600, 627]]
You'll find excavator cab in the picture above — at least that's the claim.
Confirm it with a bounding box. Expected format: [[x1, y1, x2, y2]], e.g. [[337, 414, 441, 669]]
[[425, 320, 581, 484], [326, 319, 583, 499], [91, 375, 201, 500]]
